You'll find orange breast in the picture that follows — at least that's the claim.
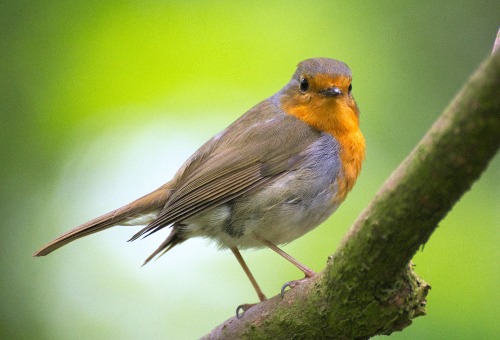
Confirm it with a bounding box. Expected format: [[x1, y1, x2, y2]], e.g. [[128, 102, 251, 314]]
[[332, 127, 365, 205], [282, 93, 365, 205]]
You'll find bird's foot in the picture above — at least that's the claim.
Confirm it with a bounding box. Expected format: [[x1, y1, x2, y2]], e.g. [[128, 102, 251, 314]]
[[236, 303, 257, 319], [281, 273, 315, 297]]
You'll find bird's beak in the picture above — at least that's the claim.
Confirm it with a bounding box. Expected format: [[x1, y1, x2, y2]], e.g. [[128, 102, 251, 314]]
[[319, 87, 342, 97]]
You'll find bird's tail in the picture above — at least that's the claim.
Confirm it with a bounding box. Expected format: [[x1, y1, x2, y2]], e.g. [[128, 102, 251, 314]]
[[33, 183, 172, 257]]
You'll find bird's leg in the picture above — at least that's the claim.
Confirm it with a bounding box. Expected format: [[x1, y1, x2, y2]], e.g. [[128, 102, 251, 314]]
[[253, 234, 315, 296], [231, 247, 267, 302], [231, 247, 266, 318], [254, 235, 315, 277]]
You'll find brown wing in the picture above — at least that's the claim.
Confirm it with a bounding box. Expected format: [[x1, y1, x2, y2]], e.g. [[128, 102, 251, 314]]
[[130, 100, 321, 249]]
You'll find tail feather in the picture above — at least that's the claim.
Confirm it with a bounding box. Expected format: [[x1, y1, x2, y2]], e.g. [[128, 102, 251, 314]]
[[141, 227, 185, 266], [33, 184, 172, 257]]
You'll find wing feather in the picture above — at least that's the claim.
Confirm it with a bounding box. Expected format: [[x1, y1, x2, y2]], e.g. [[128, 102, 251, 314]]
[[131, 101, 321, 246]]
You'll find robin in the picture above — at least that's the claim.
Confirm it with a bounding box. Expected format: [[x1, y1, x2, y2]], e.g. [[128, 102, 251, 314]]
[[34, 58, 365, 313]]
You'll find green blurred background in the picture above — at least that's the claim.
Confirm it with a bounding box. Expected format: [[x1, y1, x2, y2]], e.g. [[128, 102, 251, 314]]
[[1, 1, 498, 339]]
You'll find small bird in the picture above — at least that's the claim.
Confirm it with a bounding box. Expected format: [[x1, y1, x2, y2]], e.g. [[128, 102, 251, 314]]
[[34, 58, 365, 311]]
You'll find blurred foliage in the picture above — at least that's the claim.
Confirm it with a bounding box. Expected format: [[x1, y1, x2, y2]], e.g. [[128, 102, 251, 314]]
[[1, 1, 498, 339]]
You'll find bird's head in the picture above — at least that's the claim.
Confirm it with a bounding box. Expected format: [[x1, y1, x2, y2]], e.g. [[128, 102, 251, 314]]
[[279, 58, 360, 137]]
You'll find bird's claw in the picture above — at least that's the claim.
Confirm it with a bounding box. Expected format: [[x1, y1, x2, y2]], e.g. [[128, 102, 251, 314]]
[[281, 275, 314, 297], [280, 281, 295, 297], [236, 303, 256, 319]]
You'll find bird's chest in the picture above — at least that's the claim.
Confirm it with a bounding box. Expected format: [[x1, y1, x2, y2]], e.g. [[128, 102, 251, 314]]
[[225, 136, 342, 245]]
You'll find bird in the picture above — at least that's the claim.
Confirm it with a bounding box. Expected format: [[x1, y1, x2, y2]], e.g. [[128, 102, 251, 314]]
[[33, 58, 365, 313]]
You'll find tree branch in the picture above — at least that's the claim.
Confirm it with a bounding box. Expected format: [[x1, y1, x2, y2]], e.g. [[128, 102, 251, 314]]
[[203, 49, 500, 339]]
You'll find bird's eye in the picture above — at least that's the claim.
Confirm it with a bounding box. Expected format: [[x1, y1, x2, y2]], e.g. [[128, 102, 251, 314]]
[[348, 84, 352, 94], [299, 77, 309, 93]]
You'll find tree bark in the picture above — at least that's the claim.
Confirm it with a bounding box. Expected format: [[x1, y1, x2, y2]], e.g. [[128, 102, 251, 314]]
[[202, 48, 500, 339]]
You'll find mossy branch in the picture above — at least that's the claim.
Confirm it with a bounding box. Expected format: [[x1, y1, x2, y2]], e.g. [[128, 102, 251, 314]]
[[203, 46, 500, 339]]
